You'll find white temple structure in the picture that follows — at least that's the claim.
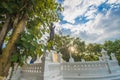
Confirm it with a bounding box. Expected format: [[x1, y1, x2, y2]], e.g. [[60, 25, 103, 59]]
[[10, 49, 120, 80]]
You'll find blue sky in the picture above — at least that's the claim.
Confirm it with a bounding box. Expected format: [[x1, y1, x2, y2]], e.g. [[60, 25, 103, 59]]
[[55, 0, 120, 43]]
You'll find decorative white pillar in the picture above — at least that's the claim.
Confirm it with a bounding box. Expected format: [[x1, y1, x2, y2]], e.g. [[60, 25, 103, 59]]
[[101, 48, 109, 61], [11, 64, 22, 80], [46, 50, 53, 62], [81, 58, 85, 62], [44, 53, 51, 80], [101, 49, 111, 74], [58, 52, 63, 63], [111, 53, 117, 60], [69, 52, 74, 62], [99, 57, 102, 61]]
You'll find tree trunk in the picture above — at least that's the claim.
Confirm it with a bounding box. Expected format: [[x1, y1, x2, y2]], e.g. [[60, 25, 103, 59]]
[[0, 17, 11, 54], [0, 14, 27, 77]]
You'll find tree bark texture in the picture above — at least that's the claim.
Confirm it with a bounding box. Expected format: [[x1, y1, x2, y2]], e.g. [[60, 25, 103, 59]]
[[0, 17, 11, 54], [0, 14, 27, 77]]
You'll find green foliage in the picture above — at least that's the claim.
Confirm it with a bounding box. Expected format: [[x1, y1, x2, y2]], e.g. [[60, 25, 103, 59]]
[[53, 35, 73, 61], [86, 43, 102, 55], [0, 0, 63, 64], [53, 35, 120, 63], [14, 28, 45, 64], [72, 54, 81, 61], [103, 40, 120, 64], [10, 53, 19, 63], [73, 37, 85, 54]]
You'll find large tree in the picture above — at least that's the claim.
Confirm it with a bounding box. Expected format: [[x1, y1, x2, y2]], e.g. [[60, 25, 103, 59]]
[[0, 0, 62, 78], [73, 37, 85, 54]]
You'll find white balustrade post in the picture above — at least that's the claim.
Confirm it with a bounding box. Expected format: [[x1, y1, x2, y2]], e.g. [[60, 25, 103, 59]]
[[44, 51, 53, 80], [81, 59, 85, 62], [58, 52, 62, 63], [111, 53, 117, 61]]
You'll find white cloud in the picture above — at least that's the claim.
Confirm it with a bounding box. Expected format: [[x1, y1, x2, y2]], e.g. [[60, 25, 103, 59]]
[[58, 0, 120, 43], [93, 9, 120, 43], [62, 0, 105, 23], [85, 6, 97, 19], [107, 0, 120, 4]]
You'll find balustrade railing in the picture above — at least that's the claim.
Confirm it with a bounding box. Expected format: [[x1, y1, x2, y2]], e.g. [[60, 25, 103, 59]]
[[20, 59, 120, 79], [22, 63, 43, 74], [61, 61, 107, 71], [20, 63, 44, 80], [61, 61, 110, 76]]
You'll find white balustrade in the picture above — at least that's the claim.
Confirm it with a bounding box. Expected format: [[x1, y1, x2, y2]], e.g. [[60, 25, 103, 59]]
[[22, 63, 43, 74], [11, 49, 120, 80], [61, 61, 110, 77]]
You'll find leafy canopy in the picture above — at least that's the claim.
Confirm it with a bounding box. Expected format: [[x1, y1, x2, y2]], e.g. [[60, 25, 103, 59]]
[[0, 0, 63, 65]]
